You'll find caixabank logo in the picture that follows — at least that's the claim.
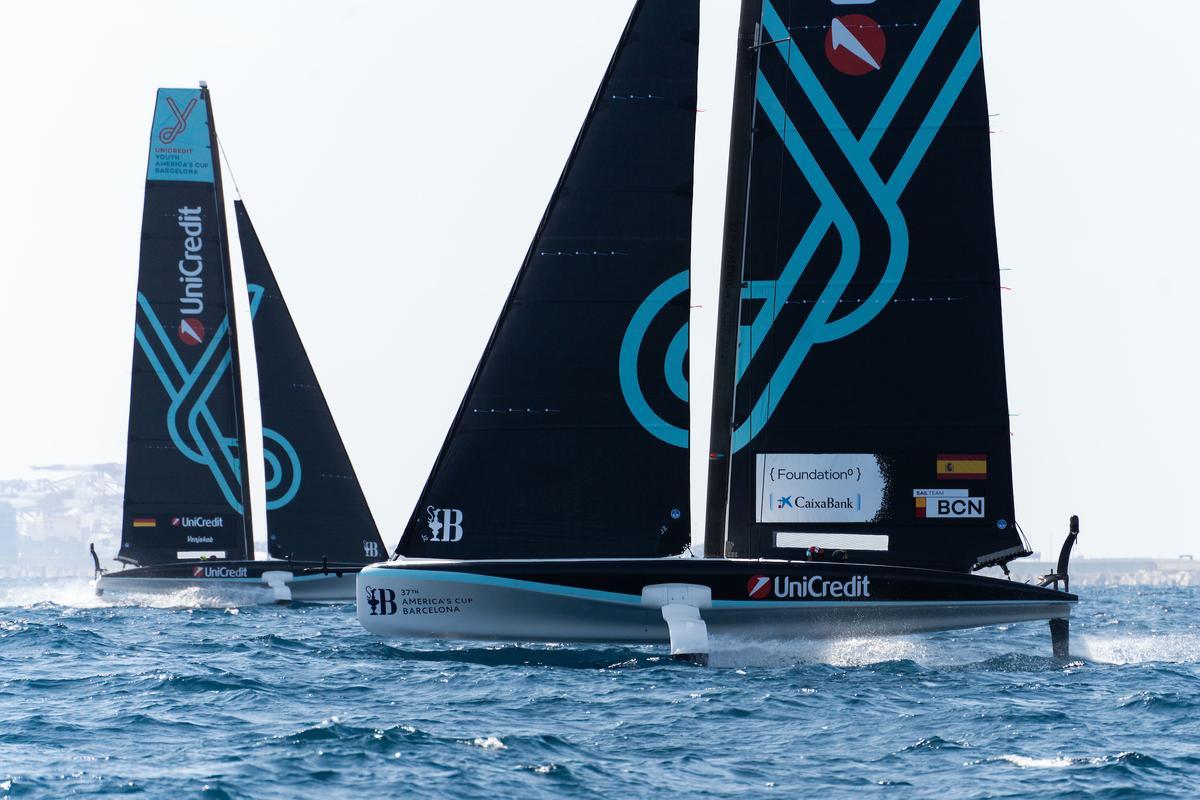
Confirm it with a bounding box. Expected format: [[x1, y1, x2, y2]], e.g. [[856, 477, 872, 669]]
[[747, 574, 872, 600]]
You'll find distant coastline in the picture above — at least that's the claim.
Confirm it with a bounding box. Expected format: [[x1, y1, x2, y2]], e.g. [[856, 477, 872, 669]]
[[984, 558, 1198, 587]]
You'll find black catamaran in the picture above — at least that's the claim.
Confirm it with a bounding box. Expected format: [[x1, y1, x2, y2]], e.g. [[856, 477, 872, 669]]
[[357, 0, 1078, 660], [96, 85, 385, 602]]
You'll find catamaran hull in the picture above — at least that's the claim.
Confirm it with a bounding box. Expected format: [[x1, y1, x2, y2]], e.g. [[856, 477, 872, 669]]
[[95, 560, 362, 603], [356, 559, 1076, 643]]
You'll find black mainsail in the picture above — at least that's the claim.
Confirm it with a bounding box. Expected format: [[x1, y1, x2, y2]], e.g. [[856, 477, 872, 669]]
[[119, 87, 253, 566], [396, 0, 700, 560], [707, 0, 1026, 572], [236, 201, 386, 564], [358, 0, 1079, 658]]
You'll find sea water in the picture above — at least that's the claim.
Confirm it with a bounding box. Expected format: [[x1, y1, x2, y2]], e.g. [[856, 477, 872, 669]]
[[1, 580, 1197, 798]]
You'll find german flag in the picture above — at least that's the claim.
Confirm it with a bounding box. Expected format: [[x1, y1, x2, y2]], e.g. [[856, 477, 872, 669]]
[[132, 517, 157, 528], [936, 454, 986, 480]]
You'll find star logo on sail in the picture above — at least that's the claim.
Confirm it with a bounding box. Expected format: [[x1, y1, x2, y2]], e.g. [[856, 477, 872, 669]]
[[177, 317, 206, 346], [825, 15, 886, 76]]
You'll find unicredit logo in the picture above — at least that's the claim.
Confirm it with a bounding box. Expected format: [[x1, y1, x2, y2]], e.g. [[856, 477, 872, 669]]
[[747, 574, 871, 600], [173, 516, 224, 528], [178, 317, 205, 346], [747, 575, 772, 599], [192, 565, 248, 578]]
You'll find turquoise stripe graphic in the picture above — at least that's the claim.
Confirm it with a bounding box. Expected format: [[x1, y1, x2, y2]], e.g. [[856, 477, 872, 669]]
[[618, 0, 982, 452], [133, 283, 301, 514]]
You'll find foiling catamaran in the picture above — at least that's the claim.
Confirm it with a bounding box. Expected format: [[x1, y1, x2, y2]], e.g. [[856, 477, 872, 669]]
[[357, 0, 1079, 660], [95, 85, 385, 602]]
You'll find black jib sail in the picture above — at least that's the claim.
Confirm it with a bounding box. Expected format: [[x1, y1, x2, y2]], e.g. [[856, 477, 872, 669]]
[[707, 0, 1026, 572], [120, 87, 253, 566], [397, 0, 700, 560], [235, 201, 386, 564]]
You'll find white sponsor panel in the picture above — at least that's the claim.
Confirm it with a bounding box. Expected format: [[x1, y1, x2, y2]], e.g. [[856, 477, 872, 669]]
[[774, 532, 890, 552], [913, 488, 985, 518], [756, 454, 886, 523], [928, 496, 985, 519]]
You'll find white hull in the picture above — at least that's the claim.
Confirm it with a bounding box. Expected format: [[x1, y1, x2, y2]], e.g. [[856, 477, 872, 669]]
[[356, 562, 1075, 643], [96, 571, 358, 603]]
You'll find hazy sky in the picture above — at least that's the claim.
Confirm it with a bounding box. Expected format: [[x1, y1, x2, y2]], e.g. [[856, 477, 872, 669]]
[[1, 1, 1196, 559]]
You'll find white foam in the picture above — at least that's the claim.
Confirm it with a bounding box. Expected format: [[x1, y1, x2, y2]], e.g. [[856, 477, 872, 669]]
[[707, 633, 931, 669], [996, 754, 1073, 769], [0, 577, 275, 610], [470, 736, 507, 751], [1077, 634, 1200, 664]]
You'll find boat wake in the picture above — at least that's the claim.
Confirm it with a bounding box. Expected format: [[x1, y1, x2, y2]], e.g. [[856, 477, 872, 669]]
[[0, 578, 275, 610], [706, 634, 934, 669]]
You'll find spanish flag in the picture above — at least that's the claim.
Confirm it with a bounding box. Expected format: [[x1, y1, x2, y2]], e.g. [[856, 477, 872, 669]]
[[936, 454, 987, 480], [914, 496, 927, 518], [132, 518, 157, 528]]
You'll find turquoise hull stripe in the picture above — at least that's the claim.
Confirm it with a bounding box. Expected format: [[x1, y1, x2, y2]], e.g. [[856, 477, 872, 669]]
[[361, 567, 1066, 609]]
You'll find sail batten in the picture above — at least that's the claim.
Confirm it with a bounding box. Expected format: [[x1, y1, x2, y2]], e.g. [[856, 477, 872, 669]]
[[398, 0, 700, 560], [711, 0, 1024, 572]]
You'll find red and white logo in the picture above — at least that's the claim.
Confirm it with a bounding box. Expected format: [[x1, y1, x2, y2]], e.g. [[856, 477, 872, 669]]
[[178, 318, 206, 346], [172, 517, 182, 526], [747, 575, 772, 599], [825, 15, 886, 76], [192, 566, 204, 578]]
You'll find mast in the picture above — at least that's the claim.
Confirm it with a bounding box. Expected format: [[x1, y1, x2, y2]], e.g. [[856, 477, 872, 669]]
[[201, 82, 255, 559], [705, 0, 765, 559]]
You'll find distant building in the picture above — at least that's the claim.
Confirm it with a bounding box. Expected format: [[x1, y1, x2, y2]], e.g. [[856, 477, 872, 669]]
[[0, 465, 122, 577], [0, 502, 16, 559]]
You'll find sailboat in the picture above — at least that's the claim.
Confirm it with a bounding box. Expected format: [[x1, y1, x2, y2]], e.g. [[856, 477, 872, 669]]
[[356, 0, 1079, 660], [96, 84, 385, 603]]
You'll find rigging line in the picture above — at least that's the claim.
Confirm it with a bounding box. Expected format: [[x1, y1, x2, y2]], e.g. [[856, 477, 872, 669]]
[[216, 134, 244, 201]]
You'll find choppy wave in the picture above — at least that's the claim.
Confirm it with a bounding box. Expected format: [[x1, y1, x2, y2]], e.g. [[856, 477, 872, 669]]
[[0, 580, 1197, 799]]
